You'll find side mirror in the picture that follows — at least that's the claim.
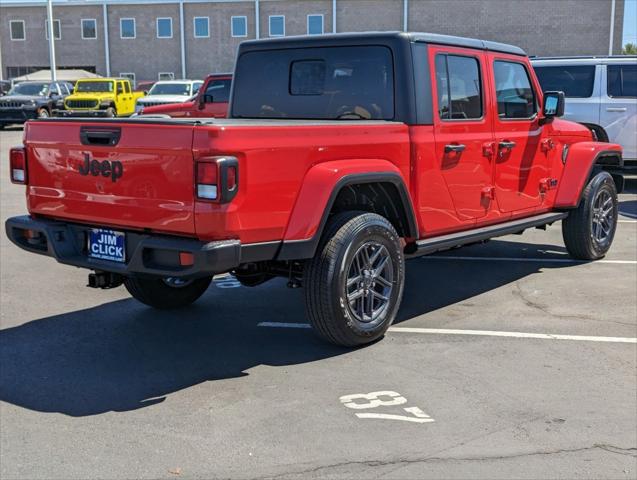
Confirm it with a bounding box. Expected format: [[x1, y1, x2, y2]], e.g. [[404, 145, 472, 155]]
[[542, 91, 565, 119]]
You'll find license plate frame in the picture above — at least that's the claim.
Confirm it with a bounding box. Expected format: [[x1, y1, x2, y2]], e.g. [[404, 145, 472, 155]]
[[87, 228, 126, 263]]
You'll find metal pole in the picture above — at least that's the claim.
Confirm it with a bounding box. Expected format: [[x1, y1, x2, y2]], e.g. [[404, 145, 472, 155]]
[[0, 30, 4, 80], [179, 0, 186, 78], [255, 0, 260, 39], [103, 3, 111, 76], [403, 0, 408, 32], [46, 0, 57, 81], [332, 0, 336, 33], [608, 0, 616, 55]]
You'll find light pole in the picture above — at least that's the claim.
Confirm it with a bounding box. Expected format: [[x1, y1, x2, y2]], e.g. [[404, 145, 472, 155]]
[[46, 0, 57, 81]]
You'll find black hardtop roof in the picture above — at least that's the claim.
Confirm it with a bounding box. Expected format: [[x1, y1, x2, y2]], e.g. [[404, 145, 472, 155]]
[[239, 31, 526, 57]]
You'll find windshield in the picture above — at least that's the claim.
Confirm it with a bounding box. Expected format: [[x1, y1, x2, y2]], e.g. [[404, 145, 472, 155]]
[[9, 82, 49, 96], [149, 83, 192, 96], [75, 81, 114, 93]]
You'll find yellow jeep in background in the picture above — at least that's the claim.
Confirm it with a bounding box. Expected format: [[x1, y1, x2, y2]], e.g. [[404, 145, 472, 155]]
[[56, 78, 144, 117]]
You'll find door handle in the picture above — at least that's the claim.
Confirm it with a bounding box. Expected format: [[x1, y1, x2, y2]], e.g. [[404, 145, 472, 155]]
[[498, 141, 516, 150], [444, 144, 466, 153], [606, 107, 627, 112]]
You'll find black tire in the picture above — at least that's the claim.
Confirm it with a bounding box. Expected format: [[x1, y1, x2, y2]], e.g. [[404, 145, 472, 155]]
[[304, 211, 405, 347], [124, 276, 212, 309], [105, 107, 116, 118], [562, 171, 618, 260]]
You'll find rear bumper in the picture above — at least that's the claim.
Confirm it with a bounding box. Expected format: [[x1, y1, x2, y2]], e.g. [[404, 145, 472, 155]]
[[54, 109, 112, 118], [5, 215, 243, 278]]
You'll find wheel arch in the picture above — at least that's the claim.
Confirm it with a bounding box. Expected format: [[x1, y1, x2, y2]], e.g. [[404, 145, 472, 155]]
[[579, 123, 610, 143], [554, 142, 623, 208], [277, 161, 418, 261]]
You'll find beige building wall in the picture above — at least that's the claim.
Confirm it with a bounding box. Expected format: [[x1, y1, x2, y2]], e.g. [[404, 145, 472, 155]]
[[0, 0, 626, 80]]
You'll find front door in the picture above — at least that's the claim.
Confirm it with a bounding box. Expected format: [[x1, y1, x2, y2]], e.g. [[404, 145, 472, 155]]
[[198, 78, 232, 118], [429, 46, 494, 222], [488, 54, 548, 213]]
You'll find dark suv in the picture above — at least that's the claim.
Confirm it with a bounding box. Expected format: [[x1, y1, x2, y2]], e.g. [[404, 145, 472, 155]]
[[0, 81, 74, 128]]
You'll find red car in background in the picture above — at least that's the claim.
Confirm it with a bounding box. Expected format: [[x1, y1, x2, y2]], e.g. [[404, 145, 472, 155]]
[[140, 73, 231, 118]]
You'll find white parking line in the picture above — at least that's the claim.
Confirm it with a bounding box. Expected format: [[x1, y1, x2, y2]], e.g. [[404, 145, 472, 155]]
[[421, 256, 637, 264], [258, 322, 637, 344], [619, 219, 637, 223]]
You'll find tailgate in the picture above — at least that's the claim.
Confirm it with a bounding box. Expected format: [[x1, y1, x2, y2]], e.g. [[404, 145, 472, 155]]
[[24, 120, 197, 235]]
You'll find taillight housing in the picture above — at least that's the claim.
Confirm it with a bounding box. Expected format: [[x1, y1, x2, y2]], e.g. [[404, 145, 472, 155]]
[[10, 146, 27, 184], [195, 156, 239, 203]]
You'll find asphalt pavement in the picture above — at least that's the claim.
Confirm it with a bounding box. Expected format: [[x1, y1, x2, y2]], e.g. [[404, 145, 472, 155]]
[[1, 126, 635, 479]]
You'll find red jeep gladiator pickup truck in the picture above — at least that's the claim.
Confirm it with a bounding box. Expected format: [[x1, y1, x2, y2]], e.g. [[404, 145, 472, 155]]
[[6, 33, 623, 347], [138, 73, 232, 118]]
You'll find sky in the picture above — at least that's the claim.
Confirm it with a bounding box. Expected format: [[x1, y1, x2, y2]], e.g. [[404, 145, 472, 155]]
[[625, 0, 637, 46]]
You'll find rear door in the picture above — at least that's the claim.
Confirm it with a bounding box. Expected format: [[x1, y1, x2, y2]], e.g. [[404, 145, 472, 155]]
[[488, 54, 548, 213], [601, 62, 637, 160], [429, 45, 494, 221]]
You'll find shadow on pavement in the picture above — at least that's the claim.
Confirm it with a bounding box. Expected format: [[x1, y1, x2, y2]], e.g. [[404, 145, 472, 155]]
[[0, 239, 582, 417]]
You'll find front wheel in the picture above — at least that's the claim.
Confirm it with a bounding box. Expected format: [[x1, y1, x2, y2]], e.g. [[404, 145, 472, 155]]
[[37, 108, 50, 118], [304, 212, 405, 347], [562, 171, 618, 260], [124, 276, 212, 309], [104, 107, 116, 118]]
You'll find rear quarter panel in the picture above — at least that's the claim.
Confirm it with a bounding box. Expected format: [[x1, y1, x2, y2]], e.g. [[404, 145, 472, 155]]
[[192, 122, 411, 243]]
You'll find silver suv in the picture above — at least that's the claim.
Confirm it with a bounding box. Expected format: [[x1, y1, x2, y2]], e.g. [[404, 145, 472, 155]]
[[532, 56, 636, 171]]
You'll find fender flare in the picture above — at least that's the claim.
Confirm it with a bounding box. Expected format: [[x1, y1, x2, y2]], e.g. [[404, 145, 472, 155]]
[[554, 142, 622, 208], [277, 159, 418, 261]]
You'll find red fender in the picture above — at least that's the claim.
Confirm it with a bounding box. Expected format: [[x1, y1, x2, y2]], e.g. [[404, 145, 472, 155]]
[[554, 142, 622, 208], [282, 159, 413, 242]]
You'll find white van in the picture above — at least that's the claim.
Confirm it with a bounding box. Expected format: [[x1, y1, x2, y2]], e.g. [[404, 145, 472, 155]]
[[532, 56, 636, 171]]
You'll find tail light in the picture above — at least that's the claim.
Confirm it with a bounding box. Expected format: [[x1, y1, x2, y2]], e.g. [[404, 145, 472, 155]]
[[10, 146, 27, 184], [195, 156, 239, 203]]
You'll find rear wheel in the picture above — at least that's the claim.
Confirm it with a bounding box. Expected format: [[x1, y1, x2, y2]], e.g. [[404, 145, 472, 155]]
[[562, 171, 618, 260], [124, 276, 212, 309], [304, 212, 405, 347]]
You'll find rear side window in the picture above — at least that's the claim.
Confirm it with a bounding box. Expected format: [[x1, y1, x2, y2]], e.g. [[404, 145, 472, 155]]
[[493, 61, 536, 119], [124, 82, 131, 94], [232, 46, 394, 120], [607, 64, 637, 98], [435, 54, 482, 120], [534, 65, 596, 98]]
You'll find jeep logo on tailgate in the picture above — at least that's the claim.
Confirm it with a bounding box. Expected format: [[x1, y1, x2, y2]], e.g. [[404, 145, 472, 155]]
[[78, 153, 123, 182]]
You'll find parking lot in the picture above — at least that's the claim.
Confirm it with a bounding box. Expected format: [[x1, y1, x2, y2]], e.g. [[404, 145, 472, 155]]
[[0, 125, 635, 478]]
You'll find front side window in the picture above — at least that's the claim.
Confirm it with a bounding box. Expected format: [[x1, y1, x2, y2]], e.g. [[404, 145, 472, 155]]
[[607, 64, 637, 98], [533, 65, 595, 98], [194, 17, 209, 38], [435, 54, 482, 120], [233, 46, 394, 120], [116, 82, 124, 94], [231, 16, 247, 37], [157, 18, 172, 38], [119, 73, 135, 87], [307, 14, 324, 35], [204, 79, 231, 103], [269, 15, 285, 37], [10, 20, 25, 41], [82, 19, 97, 39], [120, 18, 135, 39], [45, 19, 61, 40], [493, 60, 536, 119]]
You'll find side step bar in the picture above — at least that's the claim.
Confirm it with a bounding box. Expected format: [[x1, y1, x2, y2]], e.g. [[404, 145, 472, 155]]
[[411, 212, 568, 256]]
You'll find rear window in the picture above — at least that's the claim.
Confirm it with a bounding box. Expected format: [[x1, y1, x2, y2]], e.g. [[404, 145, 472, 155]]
[[232, 46, 394, 120], [607, 64, 637, 98], [533, 65, 596, 98]]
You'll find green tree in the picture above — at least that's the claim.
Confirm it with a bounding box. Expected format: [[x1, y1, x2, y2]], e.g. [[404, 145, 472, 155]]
[[622, 43, 637, 55]]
